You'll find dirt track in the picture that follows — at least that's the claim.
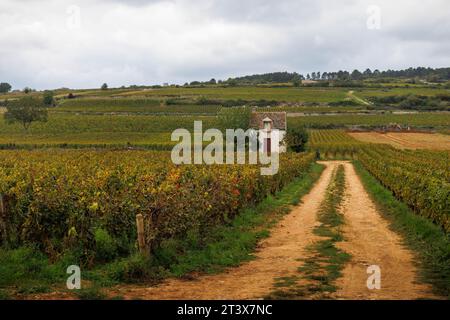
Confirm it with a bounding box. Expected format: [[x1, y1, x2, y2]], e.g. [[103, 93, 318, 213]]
[[334, 162, 436, 299], [107, 161, 437, 300]]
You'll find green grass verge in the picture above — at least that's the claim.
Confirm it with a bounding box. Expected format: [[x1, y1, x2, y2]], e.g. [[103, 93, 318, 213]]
[[267, 165, 350, 299], [353, 161, 450, 299], [0, 163, 325, 298], [301, 165, 350, 295], [75, 287, 107, 300]]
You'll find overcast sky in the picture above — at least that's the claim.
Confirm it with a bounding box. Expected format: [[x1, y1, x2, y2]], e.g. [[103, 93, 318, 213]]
[[1, 0, 449, 90]]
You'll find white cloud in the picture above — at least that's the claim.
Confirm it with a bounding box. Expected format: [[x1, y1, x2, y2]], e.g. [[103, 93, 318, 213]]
[[0, 0, 449, 89]]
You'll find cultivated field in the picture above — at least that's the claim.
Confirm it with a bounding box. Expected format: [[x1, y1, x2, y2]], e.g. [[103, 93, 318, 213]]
[[349, 132, 450, 150], [289, 112, 450, 129], [0, 111, 448, 149], [107, 86, 350, 103]]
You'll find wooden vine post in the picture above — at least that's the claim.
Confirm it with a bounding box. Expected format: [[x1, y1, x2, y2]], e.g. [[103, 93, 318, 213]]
[[136, 213, 149, 256], [0, 195, 4, 215]]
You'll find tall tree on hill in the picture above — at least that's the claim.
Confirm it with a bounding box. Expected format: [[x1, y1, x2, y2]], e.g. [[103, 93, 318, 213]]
[[363, 68, 373, 78], [0, 82, 12, 93], [43, 90, 55, 106], [351, 69, 363, 80]]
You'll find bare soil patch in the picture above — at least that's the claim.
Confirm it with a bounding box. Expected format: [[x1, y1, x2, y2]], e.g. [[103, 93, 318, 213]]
[[349, 132, 450, 150]]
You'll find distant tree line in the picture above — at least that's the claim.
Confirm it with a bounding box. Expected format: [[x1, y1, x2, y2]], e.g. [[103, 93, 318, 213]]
[[2, 66, 449, 96], [225, 72, 303, 85], [309, 67, 450, 82], [185, 67, 450, 86], [0, 82, 41, 94]]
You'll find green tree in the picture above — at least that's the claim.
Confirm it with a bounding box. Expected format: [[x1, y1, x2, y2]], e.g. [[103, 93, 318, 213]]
[[43, 90, 55, 106], [23, 87, 32, 94], [101, 83, 108, 90], [284, 127, 309, 152], [4, 96, 48, 131], [351, 69, 363, 80], [363, 68, 373, 78], [0, 82, 12, 93]]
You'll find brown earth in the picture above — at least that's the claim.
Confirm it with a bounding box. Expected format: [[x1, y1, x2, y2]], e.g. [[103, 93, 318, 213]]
[[333, 162, 437, 300], [349, 132, 450, 150]]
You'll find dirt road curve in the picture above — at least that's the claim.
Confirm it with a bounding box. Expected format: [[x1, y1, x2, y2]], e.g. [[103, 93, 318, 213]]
[[334, 162, 437, 299]]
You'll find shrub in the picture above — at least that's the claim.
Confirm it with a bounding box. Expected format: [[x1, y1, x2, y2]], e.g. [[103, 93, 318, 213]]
[[285, 127, 309, 152], [94, 228, 119, 263]]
